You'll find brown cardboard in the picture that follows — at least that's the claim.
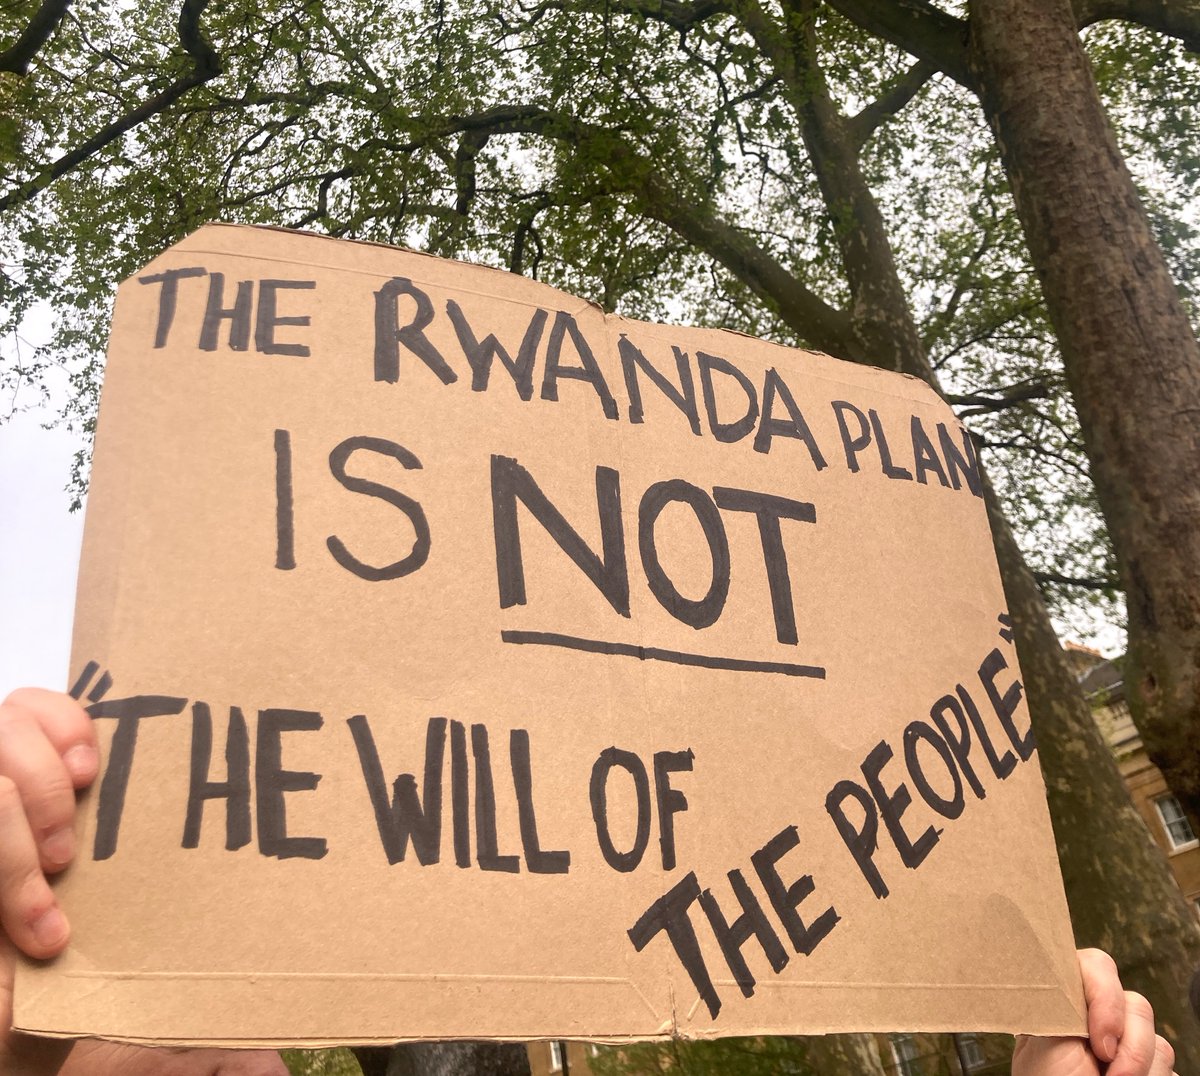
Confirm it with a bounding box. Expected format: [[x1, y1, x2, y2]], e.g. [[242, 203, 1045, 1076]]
[[14, 224, 1085, 1047]]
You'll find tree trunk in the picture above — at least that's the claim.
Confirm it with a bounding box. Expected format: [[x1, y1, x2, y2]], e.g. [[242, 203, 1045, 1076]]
[[984, 471, 1200, 1069], [352, 1042, 532, 1076], [704, 9, 1200, 1062], [967, 0, 1200, 836]]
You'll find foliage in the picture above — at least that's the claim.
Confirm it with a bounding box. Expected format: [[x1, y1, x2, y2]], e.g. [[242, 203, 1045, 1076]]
[[589, 1035, 820, 1075], [282, 1047, 362, 1075]]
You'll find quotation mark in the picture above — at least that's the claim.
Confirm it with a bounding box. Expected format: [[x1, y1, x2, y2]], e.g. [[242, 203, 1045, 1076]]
[[69, 660, 113, 704]]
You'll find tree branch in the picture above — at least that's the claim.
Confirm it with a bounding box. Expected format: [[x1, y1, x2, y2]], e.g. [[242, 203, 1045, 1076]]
[[1072, 0, 1200, 51], [0, 0, 71, 75], [848, 57, 939, 147], [1033, 569, 1122, 591], [0, 0, 221, 213], [723, 0, 934, 374], [947, 380, 1051, 416], [514, 0, 731, 32], [599, 0, 732, 28], [823, 0, 973, 88], [343, 100, 857, 355], [929, 295, 1044, 369], [633, 165, 855, 354]]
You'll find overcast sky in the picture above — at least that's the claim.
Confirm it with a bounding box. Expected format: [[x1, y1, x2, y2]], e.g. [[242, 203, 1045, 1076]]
[[0, 300, 88, 700], [0, 408, 86, 698]]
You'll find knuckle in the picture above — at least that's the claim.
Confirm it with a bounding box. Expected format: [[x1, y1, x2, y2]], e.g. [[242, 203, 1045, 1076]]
[[11, 863, 51, 914], [0, 702, 30, 735], [26, 774, 74, 828], [1082, 946, 1117, 971], [0, 774, 20, 807], [0, 693, 52, 732], [19, 862, 48, 896], [2, 688, 92, 739], [1155, 1036, 1175, 1067], [1125, 990, 1154, 1020]]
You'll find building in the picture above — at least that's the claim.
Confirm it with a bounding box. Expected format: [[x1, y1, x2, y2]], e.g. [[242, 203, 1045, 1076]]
[[1067, 644, 1200, 915], [527, 1033, 1010, 1075], [528, 1040, 602, 1076]]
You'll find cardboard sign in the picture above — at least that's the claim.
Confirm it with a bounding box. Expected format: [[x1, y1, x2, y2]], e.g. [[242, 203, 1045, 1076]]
[[16, 224, 1084, 1047]]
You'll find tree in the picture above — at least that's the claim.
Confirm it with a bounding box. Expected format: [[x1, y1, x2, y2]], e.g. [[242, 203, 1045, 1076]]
[[0, 0, 221, 215], [353, 1042, 531, 1075], [827, 0, 1200, 849], [283, 1047, 362, 1074], [3, 0, 1199, 1066]]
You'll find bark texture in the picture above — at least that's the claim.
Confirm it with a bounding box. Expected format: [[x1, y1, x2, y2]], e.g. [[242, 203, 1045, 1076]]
[[748, 8, 1200, 1064], [985, 474, 1200, 1069], [352, 1042, 532, 1075], [967, 0, 1200, 839]]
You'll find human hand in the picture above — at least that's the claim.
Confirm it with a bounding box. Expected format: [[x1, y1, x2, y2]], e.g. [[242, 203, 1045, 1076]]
[[1013, 948, 1177, 1076], [0, 687, 287, 1076], [0, 687, 97, 1075]]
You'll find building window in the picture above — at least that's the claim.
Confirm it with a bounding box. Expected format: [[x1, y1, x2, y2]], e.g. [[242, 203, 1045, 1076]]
[[549, 1040, 564, 1073], [1154, 795, 1198, 851], [891, 1034, 921, 1076], [957, 1033, 986, 1072]]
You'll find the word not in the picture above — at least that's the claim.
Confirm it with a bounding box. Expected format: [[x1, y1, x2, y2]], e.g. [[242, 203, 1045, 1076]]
[[273, 432, 817, 646]]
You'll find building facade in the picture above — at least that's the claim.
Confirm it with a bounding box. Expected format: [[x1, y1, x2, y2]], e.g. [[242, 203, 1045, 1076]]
[[1068, 644, 1200, 915]]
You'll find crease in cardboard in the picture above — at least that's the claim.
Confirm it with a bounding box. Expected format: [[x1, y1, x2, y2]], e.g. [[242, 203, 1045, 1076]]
[[62, 970, 640, 984]]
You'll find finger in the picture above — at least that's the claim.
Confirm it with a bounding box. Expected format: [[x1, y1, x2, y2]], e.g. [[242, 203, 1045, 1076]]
[[0, 777, 68, 960], [1148, 1035, 1174, 1076], [0, 705, 78, 874], [1011, 1033, 1096, 1076], [1078, 947, 1124, 1062], [2, 689, 98, 788], [1108, 992, 1158, 1076], [65, 1043, 291, 1075]]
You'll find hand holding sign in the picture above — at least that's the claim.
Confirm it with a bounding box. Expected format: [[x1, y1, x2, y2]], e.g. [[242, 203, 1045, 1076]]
[[1014, 950, 1178, 1076], [0, 688, 86, 1074], [0, 687, 287, 1075]]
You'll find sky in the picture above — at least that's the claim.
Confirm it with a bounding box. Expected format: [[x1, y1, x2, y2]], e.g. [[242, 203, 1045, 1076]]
[[0, 300, 89, 700], [0, 407, 87, 698]]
